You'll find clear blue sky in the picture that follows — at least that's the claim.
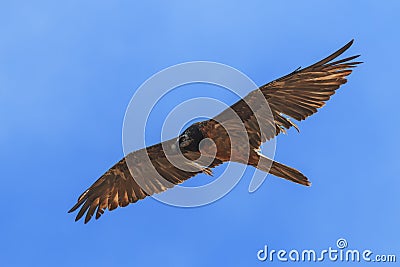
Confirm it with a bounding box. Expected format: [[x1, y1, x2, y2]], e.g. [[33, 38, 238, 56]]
[[1, 1, 399, 266]]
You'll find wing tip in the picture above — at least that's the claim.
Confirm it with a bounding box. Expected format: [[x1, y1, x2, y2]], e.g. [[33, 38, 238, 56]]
[[343, 39, 355, 51], [84, 216, 91, 224], [308, 39, 359, 69], [348, 38, 354, 46], [68, 203, 81, 214]]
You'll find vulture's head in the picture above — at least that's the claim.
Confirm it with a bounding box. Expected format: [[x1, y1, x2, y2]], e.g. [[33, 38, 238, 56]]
[[178, 124, 204, 152]]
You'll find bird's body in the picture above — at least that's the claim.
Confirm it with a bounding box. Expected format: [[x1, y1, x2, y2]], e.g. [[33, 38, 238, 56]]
[[69, 40, 361, 223]]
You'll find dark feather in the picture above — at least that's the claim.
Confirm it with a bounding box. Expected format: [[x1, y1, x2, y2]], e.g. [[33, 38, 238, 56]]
[[213, 39, 361, 147], [68, 141, 223, 223]]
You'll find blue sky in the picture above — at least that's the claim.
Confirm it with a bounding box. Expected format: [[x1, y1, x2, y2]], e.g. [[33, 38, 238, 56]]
[[1, 1, 399, 266]]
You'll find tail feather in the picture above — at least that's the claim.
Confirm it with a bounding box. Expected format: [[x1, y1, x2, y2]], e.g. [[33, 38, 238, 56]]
[[252, 152, 311, 186], [269, 161, 311, 186]]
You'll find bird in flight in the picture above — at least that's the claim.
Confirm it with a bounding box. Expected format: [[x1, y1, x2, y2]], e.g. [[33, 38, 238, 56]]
[[69, 40, 361, 223]]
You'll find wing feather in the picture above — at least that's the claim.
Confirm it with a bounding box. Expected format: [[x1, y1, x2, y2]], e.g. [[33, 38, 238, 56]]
[[219, 40, 361, 145], [69, 141, 223, 223]]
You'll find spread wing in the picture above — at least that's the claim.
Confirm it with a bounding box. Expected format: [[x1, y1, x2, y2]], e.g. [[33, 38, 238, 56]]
[[69, 139, 222, 223], [215, 40, 362, 146]]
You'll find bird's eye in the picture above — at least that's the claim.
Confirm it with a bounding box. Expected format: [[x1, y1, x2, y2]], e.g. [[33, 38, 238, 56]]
[[179, 134, 191, 147]]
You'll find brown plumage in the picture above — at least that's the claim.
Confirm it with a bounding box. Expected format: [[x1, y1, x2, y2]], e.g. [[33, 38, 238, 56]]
[[69, 40, 361, 223]]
